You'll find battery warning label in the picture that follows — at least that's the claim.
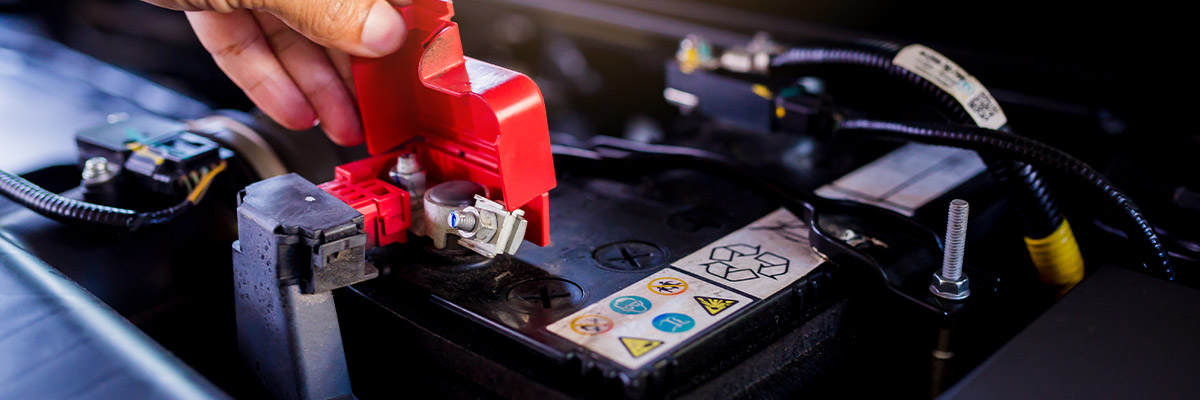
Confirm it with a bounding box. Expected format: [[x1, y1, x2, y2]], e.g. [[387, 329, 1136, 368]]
[[652, 313, 696, 333], [548, 208, 826, 370], [569, 315, 613, 335], [546, 268, 752, 369], [609, 296, 652, 315], [694, 296, 738, 316], [647, 277, 688, 295], [620, 337, 663, 358]]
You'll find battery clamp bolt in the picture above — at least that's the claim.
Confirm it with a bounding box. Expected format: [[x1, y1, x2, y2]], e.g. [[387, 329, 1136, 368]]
[[389, 152, 427, 198], [394, 152, 420, 174], [931, 199, 971, 301], [448, 210, 478, 233]]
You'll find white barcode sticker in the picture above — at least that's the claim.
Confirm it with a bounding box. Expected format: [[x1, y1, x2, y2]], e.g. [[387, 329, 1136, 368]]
[[892, 44, 1008, 129]]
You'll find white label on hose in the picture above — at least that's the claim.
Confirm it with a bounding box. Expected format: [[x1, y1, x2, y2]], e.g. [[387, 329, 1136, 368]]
[[892, 44, 1008, 129]]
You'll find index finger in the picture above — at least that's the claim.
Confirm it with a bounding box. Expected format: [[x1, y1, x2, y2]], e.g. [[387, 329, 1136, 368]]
[[187, 10, 317, 131]]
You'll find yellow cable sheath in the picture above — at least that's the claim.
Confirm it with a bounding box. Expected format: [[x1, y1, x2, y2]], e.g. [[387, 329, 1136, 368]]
[[1024, 219, 1085, 291], [751, 84, 773, 99], [187, 161, 227, 204]]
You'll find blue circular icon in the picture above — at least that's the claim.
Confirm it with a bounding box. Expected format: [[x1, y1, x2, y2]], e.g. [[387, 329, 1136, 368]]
[[610, 295, 652, 315], [651, 313, 696, 333]]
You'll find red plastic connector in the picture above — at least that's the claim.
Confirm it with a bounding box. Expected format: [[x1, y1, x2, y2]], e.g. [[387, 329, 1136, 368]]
[[320, 0, 556, 248], [319, 157, 411, 247]]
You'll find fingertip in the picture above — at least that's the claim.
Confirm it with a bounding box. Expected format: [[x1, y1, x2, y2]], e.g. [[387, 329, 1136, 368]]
[[319, 111, 365, 146], [359, 1, 406, 57], [251, 77, 318, 132], [259, 86, 316, 131], [271, 108, 318, 131], [324, 124, 366, 147]]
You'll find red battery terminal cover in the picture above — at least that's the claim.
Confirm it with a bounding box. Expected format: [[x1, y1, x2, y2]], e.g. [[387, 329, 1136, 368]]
[[319, 0, 556, 248]]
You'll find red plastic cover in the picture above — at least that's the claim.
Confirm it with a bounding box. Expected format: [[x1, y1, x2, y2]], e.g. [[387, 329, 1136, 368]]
[[347, 0, 555, 246]]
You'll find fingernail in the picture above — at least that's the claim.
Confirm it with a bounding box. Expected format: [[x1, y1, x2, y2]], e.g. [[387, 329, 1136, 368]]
[[361, 2, 405, 56]]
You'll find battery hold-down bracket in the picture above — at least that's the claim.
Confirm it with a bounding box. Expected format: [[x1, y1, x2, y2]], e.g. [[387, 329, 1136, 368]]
[[319, 0, 556, 251]]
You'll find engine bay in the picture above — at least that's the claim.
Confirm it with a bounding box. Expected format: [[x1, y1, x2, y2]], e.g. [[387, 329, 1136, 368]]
[[3, 1, 1199, 399]]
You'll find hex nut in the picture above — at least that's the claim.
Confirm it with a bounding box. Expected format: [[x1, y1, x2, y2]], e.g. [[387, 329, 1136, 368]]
[[930, 272, 970, 301]]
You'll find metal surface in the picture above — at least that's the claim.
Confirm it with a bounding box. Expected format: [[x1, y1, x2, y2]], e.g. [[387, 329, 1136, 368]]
[[932, 199, 971, 300], [930, 273, 971, 302], [421, 180, 488, 248], [80, 156, 115, 184], [388, 152, 427, 198], [449, 210, 478, 232], [456, 195, 529, 257], [941, 200, 970, 281]]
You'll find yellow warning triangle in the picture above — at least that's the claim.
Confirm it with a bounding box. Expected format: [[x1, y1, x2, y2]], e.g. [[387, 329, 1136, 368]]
[[620, 337, 664, 358], [694, 296, 739, 316]]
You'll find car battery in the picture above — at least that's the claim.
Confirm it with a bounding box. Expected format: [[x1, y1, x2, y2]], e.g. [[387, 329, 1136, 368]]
[[338, 164, 850, 399]]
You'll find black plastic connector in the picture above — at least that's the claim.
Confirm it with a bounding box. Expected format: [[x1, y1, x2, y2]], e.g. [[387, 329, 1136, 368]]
[[76, 115, 232, 196], [75, 114, 189, 168], [232, 173, 377, 400], [234, 173, 377, 295], [124, 132, 224, 195], [665, 61, 840, 138]]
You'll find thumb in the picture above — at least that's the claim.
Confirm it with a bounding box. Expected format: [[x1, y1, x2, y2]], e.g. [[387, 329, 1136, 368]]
[[261, 0, 410, 58]]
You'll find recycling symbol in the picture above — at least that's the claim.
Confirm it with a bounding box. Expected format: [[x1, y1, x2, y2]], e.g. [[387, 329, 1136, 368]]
[[702, 244, 789, 282]]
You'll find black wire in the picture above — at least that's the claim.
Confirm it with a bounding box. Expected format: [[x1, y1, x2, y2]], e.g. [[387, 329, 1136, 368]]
[[771, 45, 968, 122], [0, 169, 192, 232], [982, 158, 1062, 237], [836, 119, 1173, 279], [771, 44, 1065, 238]]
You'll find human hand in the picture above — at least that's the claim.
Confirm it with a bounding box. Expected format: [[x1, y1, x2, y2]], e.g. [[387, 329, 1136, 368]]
[[143, 0, 412, 145]]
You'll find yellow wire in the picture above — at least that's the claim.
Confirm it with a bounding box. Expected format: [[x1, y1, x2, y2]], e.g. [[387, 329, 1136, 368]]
[[187, 161, 227, 204], [1025, 219, 1085, 293]]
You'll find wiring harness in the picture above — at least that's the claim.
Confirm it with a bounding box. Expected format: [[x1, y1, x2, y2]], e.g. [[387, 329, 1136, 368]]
[[835, 119, 1172, 279], [0, 161, 226, 232], [771, 42, 1086, 288]]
